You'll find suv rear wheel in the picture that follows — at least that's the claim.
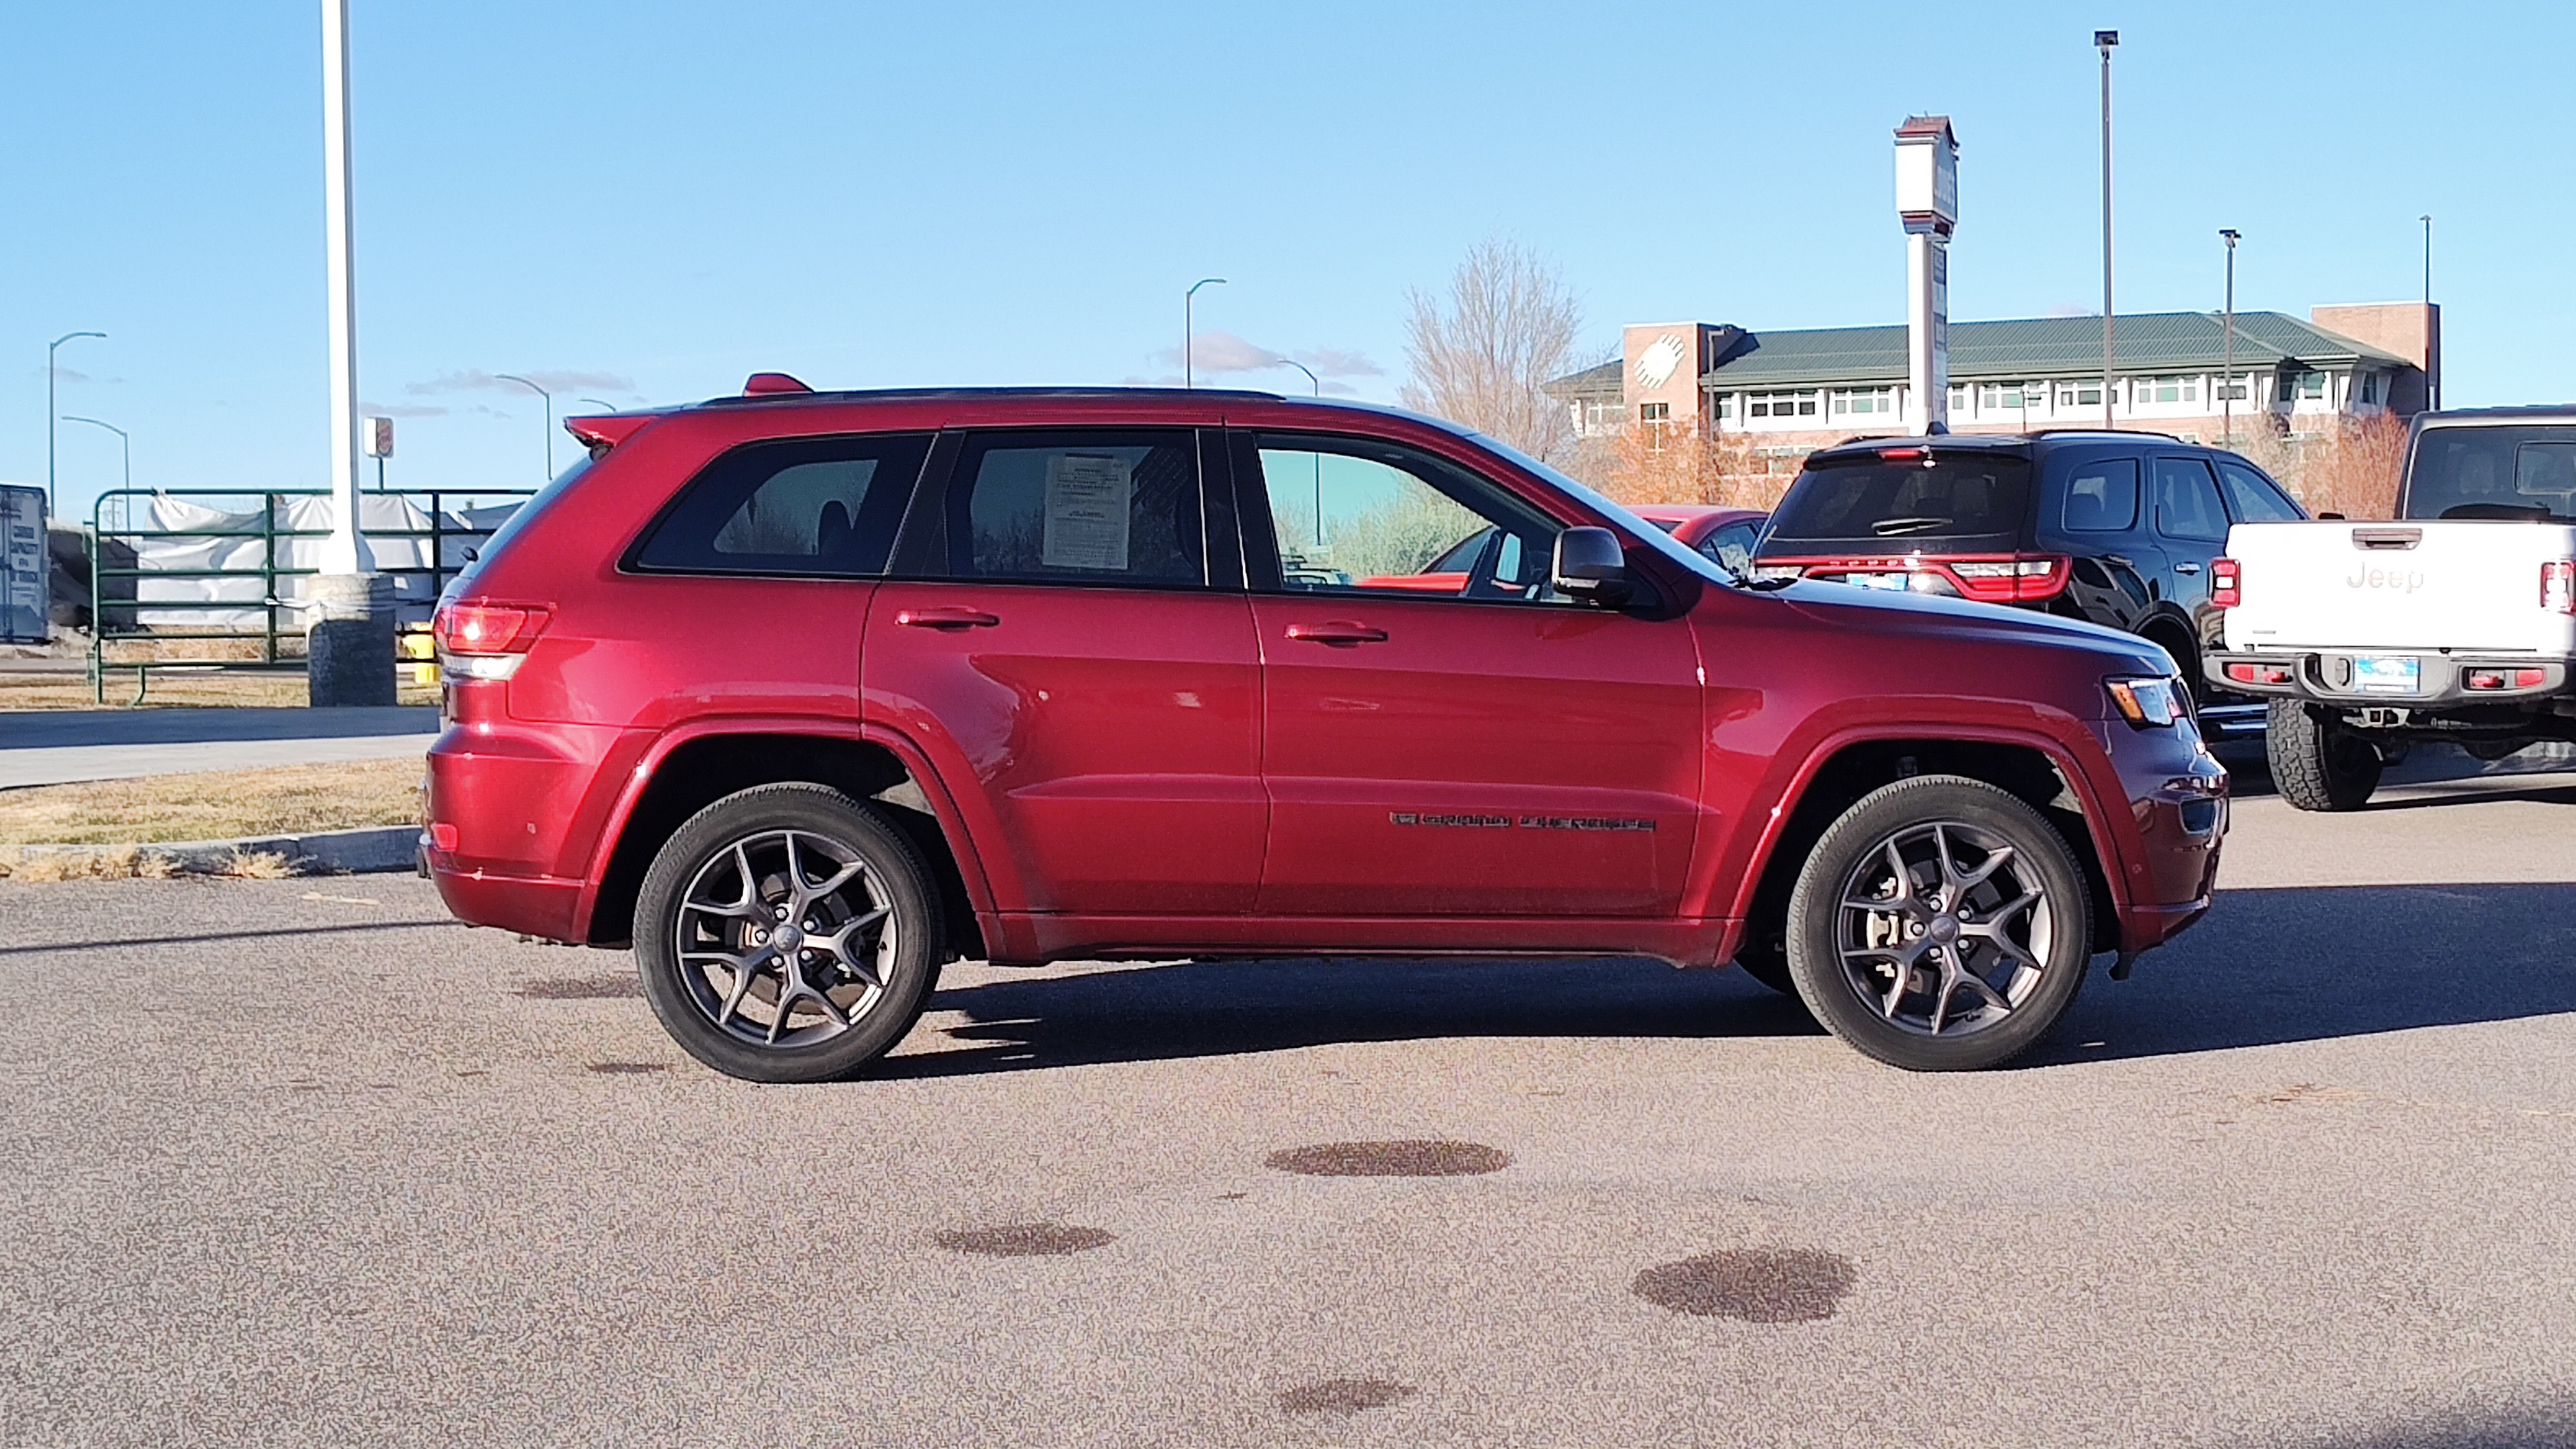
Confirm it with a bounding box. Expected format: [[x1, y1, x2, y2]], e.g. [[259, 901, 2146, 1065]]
[[2265, 700, 2382, 812], [1784, 776, 2091, 1071], [635, 784, 943, 1083]]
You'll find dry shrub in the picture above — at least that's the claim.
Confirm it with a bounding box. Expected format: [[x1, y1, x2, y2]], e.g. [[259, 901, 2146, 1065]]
[[1573, 425, 1798, 511], [0, 845, 143, 882], [2231, 413, 2408, 520], [225, 850, 297, 880]]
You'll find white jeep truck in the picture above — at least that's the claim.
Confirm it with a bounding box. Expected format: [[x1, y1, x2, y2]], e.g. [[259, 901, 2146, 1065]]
[[2204, 406, 2576, 810]]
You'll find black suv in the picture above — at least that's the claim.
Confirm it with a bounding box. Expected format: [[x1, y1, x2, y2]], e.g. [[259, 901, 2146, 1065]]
[[1751, 431, 2305, 737]]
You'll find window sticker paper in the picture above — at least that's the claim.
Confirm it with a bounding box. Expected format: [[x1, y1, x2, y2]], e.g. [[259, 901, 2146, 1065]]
[[1041, 452, 1132, 570]]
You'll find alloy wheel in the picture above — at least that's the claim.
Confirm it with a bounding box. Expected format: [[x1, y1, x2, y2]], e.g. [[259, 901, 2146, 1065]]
[[1833, 819, 2054, 1038], [671, 828, 897, 1050]]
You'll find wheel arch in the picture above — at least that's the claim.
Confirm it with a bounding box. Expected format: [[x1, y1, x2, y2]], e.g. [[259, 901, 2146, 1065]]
[[1729, 732, 2126, 965], [581, 724, 991, 960]]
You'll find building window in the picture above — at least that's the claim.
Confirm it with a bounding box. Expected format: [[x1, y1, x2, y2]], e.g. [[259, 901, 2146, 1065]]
[[2282, 370, 2327, 402], [1580, 399, 1624, 431], [1979, 382, 2040, 411], [2058, 383, 2104, 408], [2218, 376, 2248, 402], [1638, 401, 1670, 423], [1713, 394, 1734, 421], [2141, 375, 2198, 405], [1748, 391, 1818, 419], [1831, 388, 1893, 416], [2358, 372, 2380, 404], [1949, 386, 1970, 413]]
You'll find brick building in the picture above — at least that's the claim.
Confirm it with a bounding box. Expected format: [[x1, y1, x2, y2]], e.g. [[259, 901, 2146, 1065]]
[[1551, 303, 2440, 456]]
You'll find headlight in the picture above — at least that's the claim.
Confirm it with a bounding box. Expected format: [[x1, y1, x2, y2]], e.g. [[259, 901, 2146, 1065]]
[[2106, 675, 2184, 728]]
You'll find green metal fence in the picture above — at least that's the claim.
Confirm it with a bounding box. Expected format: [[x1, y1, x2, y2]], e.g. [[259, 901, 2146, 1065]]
[[86, 487, 533, 703]]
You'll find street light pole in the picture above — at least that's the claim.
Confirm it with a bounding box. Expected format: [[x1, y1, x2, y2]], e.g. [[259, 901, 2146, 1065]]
[[1278, 359, 1323, 546], [575, 397, 617, 413], [2097, 30, 2119, 432], [1184, 278, 1225, 389], [2219, 229, 2240, 446], [47, 331, 106, 518], [496, 373, 554, 479], [309, 0, 393, 708], [60, 416, 130, 496]]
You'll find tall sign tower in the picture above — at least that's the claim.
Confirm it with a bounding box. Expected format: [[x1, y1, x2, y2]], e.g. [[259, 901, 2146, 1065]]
[[1894, 116, 1958, 435]]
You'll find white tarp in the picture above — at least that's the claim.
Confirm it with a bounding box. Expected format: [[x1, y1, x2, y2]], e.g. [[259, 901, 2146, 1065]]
[[127, 494, 521, 628]]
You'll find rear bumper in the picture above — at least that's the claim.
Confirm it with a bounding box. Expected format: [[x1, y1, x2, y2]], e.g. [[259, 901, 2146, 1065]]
[[2207, 650, 2572, 709]]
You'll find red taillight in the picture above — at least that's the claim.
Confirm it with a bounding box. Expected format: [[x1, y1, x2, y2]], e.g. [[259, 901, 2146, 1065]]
[[2467, 667, 2551, 691], [433, 601, 547, 655], [2544, 560, 2575, 614], [2224, 661, 2294, 686], [2211, 557, 2241, 609], [1944, 554, 2070, 603], [1876, 447, 1927, 462]]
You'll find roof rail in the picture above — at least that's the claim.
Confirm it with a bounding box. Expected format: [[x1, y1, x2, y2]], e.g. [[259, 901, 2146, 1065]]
[[2026, 427, 2183, 442]]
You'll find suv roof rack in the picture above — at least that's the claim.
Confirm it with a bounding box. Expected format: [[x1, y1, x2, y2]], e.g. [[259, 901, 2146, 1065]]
[[2025, 427, 2183, 441], [700, 384, 1287, 409]]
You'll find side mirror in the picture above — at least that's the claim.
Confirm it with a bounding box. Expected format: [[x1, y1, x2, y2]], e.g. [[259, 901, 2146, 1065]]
[[1552, 526, 1634, 606]]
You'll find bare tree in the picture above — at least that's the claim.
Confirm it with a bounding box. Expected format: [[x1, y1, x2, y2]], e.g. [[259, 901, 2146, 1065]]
[[1400, 240, 1584, 464]]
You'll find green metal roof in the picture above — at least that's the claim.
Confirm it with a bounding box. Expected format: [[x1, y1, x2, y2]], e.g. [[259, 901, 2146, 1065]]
[[1549, 311, 2410, 396]]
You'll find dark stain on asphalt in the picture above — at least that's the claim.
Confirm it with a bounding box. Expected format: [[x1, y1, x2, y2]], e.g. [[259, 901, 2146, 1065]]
[[514, 976, 643, 1000], [935, 1223, 1114, 1257], [1263, 1140, 1510, 1177], [584, 1062, 667, 1075], [1277, 1378, 1418, 1415], [1633, 1249, 1857, 1322]]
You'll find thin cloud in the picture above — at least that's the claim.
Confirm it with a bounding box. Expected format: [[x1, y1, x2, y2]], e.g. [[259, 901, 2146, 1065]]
[[2043, 303, 2100, 319], [359, 401, 449, 418], [408, 368, 636, 396], [1295, 347, 1382, 377], [1148, 331, 1383, 380]]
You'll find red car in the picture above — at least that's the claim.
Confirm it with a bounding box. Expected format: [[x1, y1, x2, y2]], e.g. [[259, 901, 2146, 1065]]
[[1629, 504, 1769, 575], [426, 381, 2225, 1080]]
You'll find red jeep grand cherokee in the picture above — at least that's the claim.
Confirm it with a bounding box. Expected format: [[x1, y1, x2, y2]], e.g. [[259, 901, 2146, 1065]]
[[425, 381, 2224, 1079]]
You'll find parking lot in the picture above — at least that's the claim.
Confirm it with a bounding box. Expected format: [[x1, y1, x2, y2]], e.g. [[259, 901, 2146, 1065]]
[[4, 758, 2573, 1448]]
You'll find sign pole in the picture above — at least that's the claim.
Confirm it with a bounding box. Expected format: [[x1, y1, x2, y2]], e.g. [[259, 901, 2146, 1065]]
[[1894, 116, 1958, 436], [308, 0, 394, 706]]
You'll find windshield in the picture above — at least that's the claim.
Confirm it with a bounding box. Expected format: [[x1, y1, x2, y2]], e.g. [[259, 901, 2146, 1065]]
[[1767, 451, 2032, 550], [2404, 425, 2576, 521], [1462, 433, 1736, 586]]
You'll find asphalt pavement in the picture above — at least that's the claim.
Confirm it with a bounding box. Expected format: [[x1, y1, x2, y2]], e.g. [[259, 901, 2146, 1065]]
[[0, 705, 437, 787], [1, 769, 2572, 1446]]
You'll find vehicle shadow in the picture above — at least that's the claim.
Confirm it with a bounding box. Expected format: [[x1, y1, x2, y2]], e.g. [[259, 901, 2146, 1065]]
[[879, 881, 2576, 1077]]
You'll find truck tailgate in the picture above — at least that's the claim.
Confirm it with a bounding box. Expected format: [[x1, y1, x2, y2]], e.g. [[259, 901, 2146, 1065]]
[[2223, 519, 2576, 654]]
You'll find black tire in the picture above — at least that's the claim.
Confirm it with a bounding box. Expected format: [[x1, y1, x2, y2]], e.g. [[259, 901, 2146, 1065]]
[[1784, 775, 2092, 1072], [635, 784, 943, 1083], [2265, 700, 2381, 812]]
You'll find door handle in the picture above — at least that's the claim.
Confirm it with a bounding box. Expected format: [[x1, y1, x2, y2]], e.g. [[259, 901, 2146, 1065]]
[[2173, 562, 2203, 575], [1284, 621, 1389, 647], [895, 606, 1001, 630]]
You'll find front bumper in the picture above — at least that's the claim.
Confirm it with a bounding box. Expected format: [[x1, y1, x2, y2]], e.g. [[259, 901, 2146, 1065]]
[[2207, 650, 2571, 709], [2095, 714, 2229, 955]]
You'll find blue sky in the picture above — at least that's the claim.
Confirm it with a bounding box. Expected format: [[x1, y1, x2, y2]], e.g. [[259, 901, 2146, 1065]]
[[3, 1, 2565, 519]]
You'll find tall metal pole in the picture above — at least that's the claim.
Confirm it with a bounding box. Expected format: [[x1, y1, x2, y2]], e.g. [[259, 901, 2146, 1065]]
[[496, 374, 553, 478], [47, 331, 105, 518], [61, 416, 129, 494], [1184, 277, 1225, 389], [319, 0, 372, 575], [1279, 359, 1323, 546], [2097, 30, 2119, 432], [2219, 230, 2240, 446]]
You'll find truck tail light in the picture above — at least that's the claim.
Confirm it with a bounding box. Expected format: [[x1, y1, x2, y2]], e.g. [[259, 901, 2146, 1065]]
[[2224, 661, 2293, 686], [2466, 668, 2550, 691], [432, 601, 550, 680], [2211, 557, 2241, 609], [2544, 560, 2575, 614]]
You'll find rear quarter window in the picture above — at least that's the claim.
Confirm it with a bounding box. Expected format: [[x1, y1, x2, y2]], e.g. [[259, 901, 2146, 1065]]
[[633, 433, 931, 575], [2058, 457, 2140, 532]]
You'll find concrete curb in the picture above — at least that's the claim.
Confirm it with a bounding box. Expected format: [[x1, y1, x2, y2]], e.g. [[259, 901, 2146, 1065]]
[[6, 825, 419, 876]]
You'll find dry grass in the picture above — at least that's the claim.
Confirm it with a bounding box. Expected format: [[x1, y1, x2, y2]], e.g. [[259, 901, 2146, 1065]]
[[0, 845, 297, 881], [0, 758, 421, 847], [0, 672, 438, 711]]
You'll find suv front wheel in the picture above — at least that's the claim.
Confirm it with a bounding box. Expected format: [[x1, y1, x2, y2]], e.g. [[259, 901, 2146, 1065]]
[[1784, 776, 2092, 1071], [635, 784, 943, 1083]]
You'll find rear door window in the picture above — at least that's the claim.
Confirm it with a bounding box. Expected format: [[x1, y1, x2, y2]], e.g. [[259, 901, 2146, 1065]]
[[2151, 457, 2229, 541], [2060, 457, 2140, 532], [2404, 425, 2576, 521], [635, 433, 931, 575], [2215, 460, 2304, 522], [945, 430, 1207, 586]]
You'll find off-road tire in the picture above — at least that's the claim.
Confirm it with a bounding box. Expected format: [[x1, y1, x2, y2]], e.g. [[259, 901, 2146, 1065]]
[[1784, 775, 2093, 1072], [2266, 700, 2382, 812], [635, 784, 943, 1083]]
